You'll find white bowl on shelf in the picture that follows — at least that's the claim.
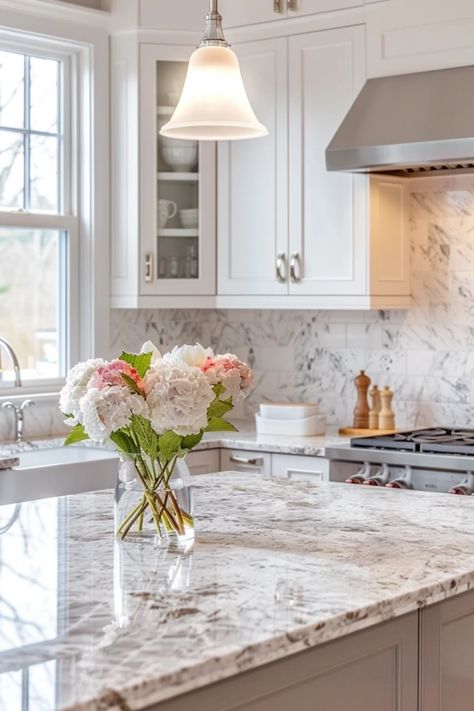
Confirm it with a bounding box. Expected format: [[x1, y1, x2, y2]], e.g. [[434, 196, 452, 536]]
[[259, 402, 319, 420], [160, 137, 198, 172], [179, 208, 199, 229], [255, 413, 326, 437]]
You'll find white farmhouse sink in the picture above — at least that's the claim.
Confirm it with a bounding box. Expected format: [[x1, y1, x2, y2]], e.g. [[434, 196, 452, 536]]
[[0, 445, 119, 505]]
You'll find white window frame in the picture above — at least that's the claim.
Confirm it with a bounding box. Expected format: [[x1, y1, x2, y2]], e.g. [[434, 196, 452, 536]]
[[0, 11, 109, 399]]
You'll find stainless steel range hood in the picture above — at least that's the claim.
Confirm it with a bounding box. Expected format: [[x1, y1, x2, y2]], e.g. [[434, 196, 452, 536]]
[[326, 65, 474, 176]]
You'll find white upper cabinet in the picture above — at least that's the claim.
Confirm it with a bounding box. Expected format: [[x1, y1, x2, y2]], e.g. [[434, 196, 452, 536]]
[[217, 0, 380, 27], [217, 0, 289, 27], [288, 26, 366, 296], [218, 38, 288, 296], [217, 25, 410, 309], [288, 0, 366, 17], [110, 38, 217, 308]]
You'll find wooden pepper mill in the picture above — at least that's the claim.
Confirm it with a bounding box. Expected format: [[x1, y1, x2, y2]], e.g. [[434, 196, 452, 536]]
[[368, 385, 381, 430], [379, 386, 395, 430], [353, 370, 371, 429]]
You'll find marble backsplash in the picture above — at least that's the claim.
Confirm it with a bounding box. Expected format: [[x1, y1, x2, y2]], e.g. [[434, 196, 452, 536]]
[[111, 175, 474, 429], [2, 175, 474, 443]]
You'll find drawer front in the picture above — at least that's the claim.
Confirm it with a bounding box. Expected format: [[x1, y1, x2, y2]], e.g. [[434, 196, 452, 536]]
[[186, 450, 220, 476], [271, 454, 329, 482], [220, 449, 271, 476]]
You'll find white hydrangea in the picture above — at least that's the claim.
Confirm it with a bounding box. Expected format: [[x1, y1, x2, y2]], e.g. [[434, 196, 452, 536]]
[[163, 343, 214, 369], [59, 358, 106, 423], [144, 362, 214, 436], [80, 386, 149, 442]]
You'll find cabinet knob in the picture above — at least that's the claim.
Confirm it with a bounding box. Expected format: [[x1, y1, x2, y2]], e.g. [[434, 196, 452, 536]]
[[290, 253, 302, 283], [276, 252, 287, 283], [273, 0, 284, 13], [144, 253, 154, 283]]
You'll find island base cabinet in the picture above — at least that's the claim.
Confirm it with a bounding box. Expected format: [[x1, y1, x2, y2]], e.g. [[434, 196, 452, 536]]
[[421, 588, 474, 711], [150, 612, 418, 711]]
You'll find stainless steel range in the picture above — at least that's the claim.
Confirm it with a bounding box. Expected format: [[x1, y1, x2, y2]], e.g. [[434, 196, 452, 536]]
[[326, 428, 474, 495]]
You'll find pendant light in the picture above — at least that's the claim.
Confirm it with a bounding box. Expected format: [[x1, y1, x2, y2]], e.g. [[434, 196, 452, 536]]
[[160, 0, 268, 141]]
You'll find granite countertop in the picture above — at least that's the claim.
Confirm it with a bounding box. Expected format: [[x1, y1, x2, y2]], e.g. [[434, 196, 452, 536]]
[[3, 474, 474, 710], [0, 422, 349, 458]]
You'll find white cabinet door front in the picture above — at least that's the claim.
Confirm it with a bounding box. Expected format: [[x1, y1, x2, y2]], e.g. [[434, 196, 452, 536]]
[[186, 450, 220, 476], [288, 26, 367, 297], [217, 0, 287, 27], [221, 449, 272, 476], [272, 454, 329, 482], [288, 0, 364, 17], [218, 38, 288, 296]]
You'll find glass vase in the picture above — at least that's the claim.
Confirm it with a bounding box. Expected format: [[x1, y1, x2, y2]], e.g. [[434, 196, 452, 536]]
[[115, 454, 194, 545]]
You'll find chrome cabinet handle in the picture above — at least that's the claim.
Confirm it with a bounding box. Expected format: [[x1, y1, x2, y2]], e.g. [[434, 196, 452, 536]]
[[144, 253, 153, 283], [230, 455, 264, 466], [276, 252, 287, 283], [290, 253, 302, 283], [273, 0, 284, 13], [287, 0, 298, 9]]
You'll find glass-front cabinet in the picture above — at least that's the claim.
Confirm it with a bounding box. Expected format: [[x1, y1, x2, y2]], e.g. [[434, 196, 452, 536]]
[[111, 41, 216, 307]]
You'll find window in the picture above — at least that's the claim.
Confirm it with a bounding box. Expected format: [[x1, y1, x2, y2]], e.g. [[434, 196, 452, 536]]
[[0, 44, 77, 387]]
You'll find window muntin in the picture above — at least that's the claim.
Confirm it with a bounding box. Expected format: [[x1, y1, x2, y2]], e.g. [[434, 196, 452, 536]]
[[0, 50, 61, 213]]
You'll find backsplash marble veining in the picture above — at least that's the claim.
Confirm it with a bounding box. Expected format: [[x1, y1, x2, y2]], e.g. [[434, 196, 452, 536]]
[[2, 175, 474, 442], [112, 175, 474, 429]]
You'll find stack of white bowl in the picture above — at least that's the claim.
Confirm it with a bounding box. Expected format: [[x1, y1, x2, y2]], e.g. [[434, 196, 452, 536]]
[[255, 403, 326, 436]]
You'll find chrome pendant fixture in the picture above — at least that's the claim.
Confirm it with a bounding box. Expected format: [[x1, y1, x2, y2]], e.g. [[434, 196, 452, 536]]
[[160, 0, 268, 141]]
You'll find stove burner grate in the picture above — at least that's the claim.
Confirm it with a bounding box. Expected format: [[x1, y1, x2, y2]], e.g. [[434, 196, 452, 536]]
[[351, 427, 474, 454]]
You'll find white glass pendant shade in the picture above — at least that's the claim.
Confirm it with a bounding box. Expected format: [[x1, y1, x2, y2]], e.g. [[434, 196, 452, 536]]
[[160, 46, 268, 141]]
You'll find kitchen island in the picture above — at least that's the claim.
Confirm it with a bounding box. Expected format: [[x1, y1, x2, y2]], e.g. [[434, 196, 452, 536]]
[[2, 473, 474, 710]]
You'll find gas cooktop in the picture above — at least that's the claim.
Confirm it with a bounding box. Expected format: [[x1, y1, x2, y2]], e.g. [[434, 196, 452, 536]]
[[351, 428, 474, 455]]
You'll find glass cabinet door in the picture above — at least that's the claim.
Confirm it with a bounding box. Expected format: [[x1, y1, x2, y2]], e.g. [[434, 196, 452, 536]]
[[139, 46, 216, 297]]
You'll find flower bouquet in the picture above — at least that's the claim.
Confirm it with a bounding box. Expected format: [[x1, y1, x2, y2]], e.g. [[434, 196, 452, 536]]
[[60, 342, 252, 542]]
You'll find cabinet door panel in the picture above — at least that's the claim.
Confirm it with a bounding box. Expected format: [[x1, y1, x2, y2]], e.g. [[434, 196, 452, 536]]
[[186, 450, 220, 476], [217, 0, 286, 27], [218, 38, 288, 296], [220, 449, 271, 476], [421, 588, 474, 711], [288, 26, 367, 296], [140, 44, 216, 297], [272, 453, 329, 482], [152, 612, 418, 711], [289, 0, 364, 17]]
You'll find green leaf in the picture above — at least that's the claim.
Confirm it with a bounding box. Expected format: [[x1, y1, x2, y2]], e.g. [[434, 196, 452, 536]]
[[212, 383, 225, 397], [121, 372, 145, 396], [181, 431, 204, 451], [119, 351, 152, 378], [110, 430, 137, 455], [207, 396, 233, 419], [206, 417, 238, 433], [64, 423, 89, 446], [130, 415, 159, 458], [159, 430, 182, 461]]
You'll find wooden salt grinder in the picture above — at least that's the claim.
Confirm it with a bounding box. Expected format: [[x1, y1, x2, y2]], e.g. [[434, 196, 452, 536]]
[[379, 386, 395, 430], [353, 370, 371, 429], [368, 385, 381, 430]]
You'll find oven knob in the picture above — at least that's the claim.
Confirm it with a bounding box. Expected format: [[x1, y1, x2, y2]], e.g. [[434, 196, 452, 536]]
[[346, 462, 371, 484], [363, 463, 389, 487], [386, 466, 413, 490], [449, 472, 474, 495]]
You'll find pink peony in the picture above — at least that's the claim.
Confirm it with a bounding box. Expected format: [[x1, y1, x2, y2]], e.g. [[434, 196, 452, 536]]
[[89, 359, 144, 392], [202, 354, 253, 400]]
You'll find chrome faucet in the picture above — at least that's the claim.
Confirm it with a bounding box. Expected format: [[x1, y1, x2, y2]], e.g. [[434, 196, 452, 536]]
[[0, 337, 22, 388], [2, 400, 35, 443]]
